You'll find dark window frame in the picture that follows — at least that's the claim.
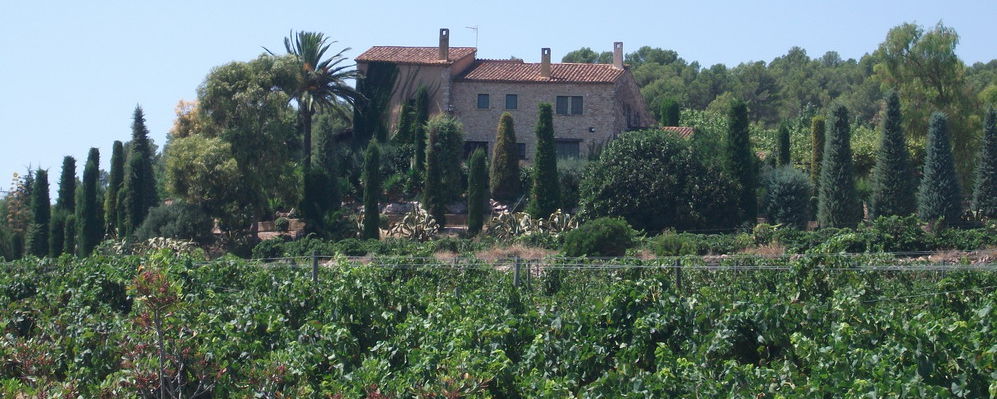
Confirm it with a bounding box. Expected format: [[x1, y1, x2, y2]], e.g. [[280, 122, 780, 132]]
[[477, 94, 490, 109], [505, 94, 518, 110], [555, 138, 582, 159], [555, 96, 583, 115]]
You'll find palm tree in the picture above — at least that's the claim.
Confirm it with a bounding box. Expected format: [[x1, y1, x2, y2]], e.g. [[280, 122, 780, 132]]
[[270, 31, 362, 166]]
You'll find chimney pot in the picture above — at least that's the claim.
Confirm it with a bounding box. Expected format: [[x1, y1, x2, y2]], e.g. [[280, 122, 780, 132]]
[[439, 28, 450, 60], [613, 42, 624, 69], [540, 48, 551, 79]]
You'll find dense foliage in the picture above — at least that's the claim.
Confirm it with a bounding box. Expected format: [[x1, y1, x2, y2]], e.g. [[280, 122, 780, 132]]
[[972, 108, 996, 218], [105, 141, 125, 236], [918, 113, 962, 225], [121, 106, 159, 235], [467, 149, 487, 236], [55, 156, 76, 213], [489, 113, 520, 203], [133, 202, 214, 245], [78, 148, 102, 256], [818, 105, 861, 228], [562, 217, 636, 257], [362, 142, 382, 240], [580, 130, 739, 232], [528, 103, 560, 219], [726, 101, 757, 224], [870, 91, 916, 218], [809, 116, 825, 190], [26, 170, 50, 257], [1, 251, 994, 397], [764, 166, 812, 228]]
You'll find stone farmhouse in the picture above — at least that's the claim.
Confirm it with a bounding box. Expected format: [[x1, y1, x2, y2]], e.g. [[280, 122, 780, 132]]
[[355, 29, 655, 160]]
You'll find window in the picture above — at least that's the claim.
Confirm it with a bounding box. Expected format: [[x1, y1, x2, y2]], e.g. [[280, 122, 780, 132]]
[[555, 96, 583, 115], [505, 94, 518, 110], [555, 139, 581, 159], [477, 94, 489, 109], [516, 143, 527, 160], [464, 141, 488, 158]]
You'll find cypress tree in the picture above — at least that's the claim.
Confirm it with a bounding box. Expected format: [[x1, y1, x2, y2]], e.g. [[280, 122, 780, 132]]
[[918, 112, 962, 224], [412, 87, 430, 177], [726, 100, 757, 224], [817, 105, 862, 228], [810, 116, 826, 190], [527, 103, 560, 219], [870, 91, 916, 218], [659, 98, 680, 126], [467, 148, 487, 236], [362, 141, 382, 240], [105, 140, 124, 236], [49, 211, 65, 257], [312, 121, 341, 211], [490, 112, 521, 203], [56, 156, 76, 213], [423, 115, 447, 226], [78, 148, 101, 256], [972, 108, 997, 218], [121, 106, 159, 235], [63, 215, 76, 256], [394, 101, 415, 145], [27, 169, 50, 257], [777, 123, 791, 166]]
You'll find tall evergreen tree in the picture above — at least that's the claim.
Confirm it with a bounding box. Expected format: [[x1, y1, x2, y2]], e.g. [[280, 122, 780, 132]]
[[659, 98, 680, 126], [63, 215, 76, 256], [362, 142, 382, 240], [412, 87, 430, 177], [918, 112, 962, 224], [27, 169, 50, 257], [394, 101, 415, 145], [972, 108, 997, 218], [726, 100, 757, 223], [78, 148, 101, 256], [312, 121, 341, 211], [467, 148, 487, 236], [423, 115, 447, 226], [490, 112, 521, 203], [870, 91, 916, 218], [104, 140, 124, 236], [49, 211, 65, 257], [817, 105, 862, 228], [810, 116, 826, 190], [56, 156, 76, 212], [527, 103, 560, 219], [121, 106, 159, 235], [777, 123, 791, 166]]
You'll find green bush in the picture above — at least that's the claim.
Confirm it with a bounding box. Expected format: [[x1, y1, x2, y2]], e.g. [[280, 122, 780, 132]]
[[557, 159, 587, 213], [562, 217, 636, 257], [579, 130, 740, 232], [652, 231, 698, 256], [134, 202, 213, 245], [274, 217, 290, 232], [764, 166, 812, 228]]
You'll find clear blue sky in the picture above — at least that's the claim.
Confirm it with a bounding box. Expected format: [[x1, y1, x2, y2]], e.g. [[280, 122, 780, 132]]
[[1, 0, 994, 193]]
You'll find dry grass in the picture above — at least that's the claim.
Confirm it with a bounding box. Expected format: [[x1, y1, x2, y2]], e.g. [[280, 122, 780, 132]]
[[738, 243, 786, 257], [927, 248, 996, 264], [473, 245, 557, 262]]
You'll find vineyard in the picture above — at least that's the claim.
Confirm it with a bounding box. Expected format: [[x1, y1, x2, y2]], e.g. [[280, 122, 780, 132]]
[[2, 250, 996, 398]]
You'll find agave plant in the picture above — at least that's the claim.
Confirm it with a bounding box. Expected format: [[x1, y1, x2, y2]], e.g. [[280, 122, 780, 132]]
[[487, 209, 579, 239], [540, 209, 578, 237], [388, 206, 439, 241]]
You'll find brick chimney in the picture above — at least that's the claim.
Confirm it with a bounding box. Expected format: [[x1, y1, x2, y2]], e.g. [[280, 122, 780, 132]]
[[613, 42, 624, 69], [540, 48, 551, 79], [439, 28, 450, 61]]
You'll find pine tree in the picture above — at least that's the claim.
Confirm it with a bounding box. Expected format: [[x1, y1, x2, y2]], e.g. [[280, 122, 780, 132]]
[[56, 156, 76, 212], [918, 112, 962, 224], [362, 142, 382, 240], [810, 116, 826, 190], [777, 123, 791, 166], [972, 108, 997, 218], [27, 169, 50, 257], [490, 112, 521, 203], [121, 106, 159, 235], [423, 115, 447, 226], [105, 140, 124, 236], [467, 148, 487, 236], [412, 87, 430, 178], [726, 100, 757, 224], [817, 105, 862, 228], [78, 148, 101, 256], [870, 91, 916, 218], [659, 98, 680, 126], [527, 103, 560, 219]]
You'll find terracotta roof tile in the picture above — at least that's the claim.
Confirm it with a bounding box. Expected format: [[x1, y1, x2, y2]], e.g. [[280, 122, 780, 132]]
[[356, 46, 476, 65], [661, 126, 696, 139], [458, 60, 624, 83]]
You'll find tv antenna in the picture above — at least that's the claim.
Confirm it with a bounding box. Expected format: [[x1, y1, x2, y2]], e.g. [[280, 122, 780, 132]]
[[465, 25, 479, 48]]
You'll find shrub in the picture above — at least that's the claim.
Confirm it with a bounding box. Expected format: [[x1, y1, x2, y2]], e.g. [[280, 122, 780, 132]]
[[527, 103, 560, 219], [490, 112, 521, 203], [917, 112, 962, 225], [557, 159, 587, 213], [764, 166, 812, 228], [652, 231, 697, 256], [134, 202, 213, 245], [659, 98, 680, 126], [562, 217, 635, 257], [300, 166, 340, 237], [579, 129, 740, 232], [274, 217, 290, 232]]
